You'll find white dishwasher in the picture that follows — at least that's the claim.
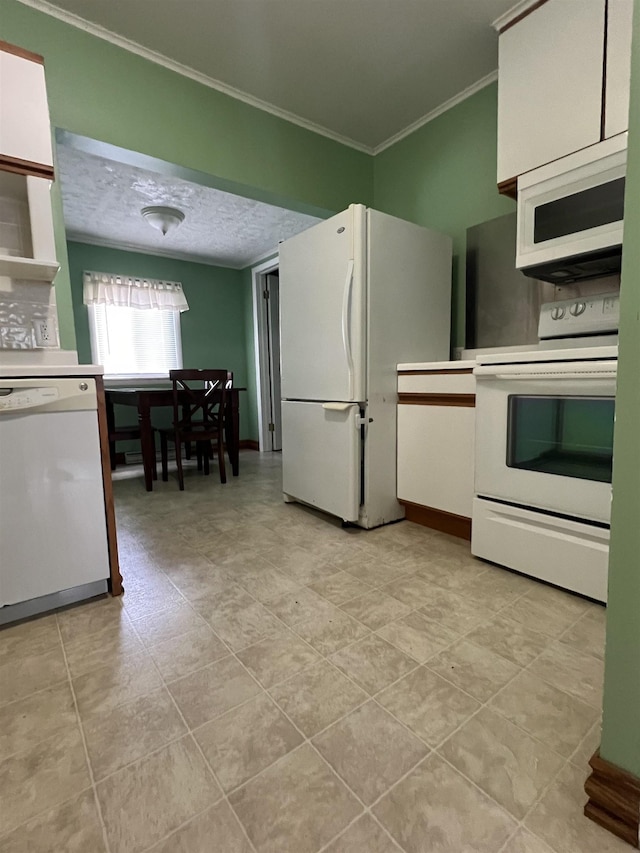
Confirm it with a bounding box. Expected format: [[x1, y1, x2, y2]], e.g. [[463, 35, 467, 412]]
[[0, 377, 110, 623]]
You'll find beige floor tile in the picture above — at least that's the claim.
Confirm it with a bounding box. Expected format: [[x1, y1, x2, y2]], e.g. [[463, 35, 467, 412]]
[[202, 602, 285, 651], [501, 828, 556, 853], [489, 670, 599, 758], [0, 645, 68, 707], [235, 563, 301, 602], [261, 546, 338, 585], [148, 625, 229, 681], [0, 615, 60, 665], [377, 666, 480, 746], [237, 631, 321, 688], [428, 640, 520, 702], [376, 611, 457, 662], [168, 655, 261, 728], [97, 736, 221, 853], [0, 682, 77, 762], [229, 744, 361, 853], [380, 574, 434, 607], [313, 700, 428, 804], [265, 586, 336, 626], [270, 660, 367, 737], [330, 634, 416, 695], [465, 614, 552, 668], [0, 726, 91, 836], [439, 707, 564, 819], [63, 620, 144, 679], [168, 564, 233, 601], [560, 607, 606, 661], [373, 753, 516, 853], [293, 606, 370, 655], [459, 567, 535, 610], [73, 653, 163, 718], [339, 589, 412, 630], [0, 789, 106, 853], [529, 642, 604, 708], [414, 556, 488, 591], [308, 571, 372, 605], [324, 815, 402, 852], [148, 801, 252, 852], [131, 602, 207, 647], [525, 763, 630, 852], [507, 585, 589, 637], [344, 558, 410, 587], [195, 692, 302, 791], [83, 686, 187, 781], [571, 720, 601, 769], [417, 586, 497, 634], [57, 597, 129, 644], [190, 584, 256, 619]]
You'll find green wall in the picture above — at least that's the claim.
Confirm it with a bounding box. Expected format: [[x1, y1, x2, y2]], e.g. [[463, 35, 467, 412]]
[[67, 241, 257, 440], [1, 0, 372, 352], [599, 2, 640, 776], [373, 82, 515, 346]]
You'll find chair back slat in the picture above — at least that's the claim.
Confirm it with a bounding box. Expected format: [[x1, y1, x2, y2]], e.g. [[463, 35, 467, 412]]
[[169, 369, 229, 433]]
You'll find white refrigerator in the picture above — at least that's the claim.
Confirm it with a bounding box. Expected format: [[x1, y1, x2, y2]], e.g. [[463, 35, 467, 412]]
[[279, 203, 452, 528]]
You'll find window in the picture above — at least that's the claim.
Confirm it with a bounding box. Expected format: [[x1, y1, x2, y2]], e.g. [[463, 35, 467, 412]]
[[88, 303, 183, 375], [83, 270, 189, 376]]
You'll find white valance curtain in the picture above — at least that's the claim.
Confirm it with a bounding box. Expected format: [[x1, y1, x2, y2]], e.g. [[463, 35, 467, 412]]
[[82, 271, 189, 312]]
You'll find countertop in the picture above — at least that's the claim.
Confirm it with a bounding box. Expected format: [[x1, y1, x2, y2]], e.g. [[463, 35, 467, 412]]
[[0, 364, 104, 378], [397, 359, 476, 371]]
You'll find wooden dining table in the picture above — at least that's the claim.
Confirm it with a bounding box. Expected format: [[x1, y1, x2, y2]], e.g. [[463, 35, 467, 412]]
[[105, 385, 245, 491]]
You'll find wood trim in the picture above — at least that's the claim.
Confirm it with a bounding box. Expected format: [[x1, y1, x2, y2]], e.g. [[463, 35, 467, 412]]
[[398, 392, 476, 407], [95, 376, 122, 597], [0, 154, 55, 181], [239, 439, 260, 451], [400, 500, 472, 541], [0, 39, 45, 65], [498, 177, 518, 199], [498, 0, 549, 33], [585, 748, 640, 848], [398, 369, 474, 376]]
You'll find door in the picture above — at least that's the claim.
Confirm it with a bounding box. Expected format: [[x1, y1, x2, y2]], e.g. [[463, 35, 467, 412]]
[[279, 205, 365, 403], [281, 400, 360, 522], [265, 273, 282, 451], [604, 0, 634, 139]]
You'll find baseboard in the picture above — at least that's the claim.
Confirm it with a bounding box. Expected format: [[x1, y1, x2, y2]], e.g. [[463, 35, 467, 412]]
[[584, 748, 640, 848], [239, 439, 260, 451], [399, 499, 472, 540]]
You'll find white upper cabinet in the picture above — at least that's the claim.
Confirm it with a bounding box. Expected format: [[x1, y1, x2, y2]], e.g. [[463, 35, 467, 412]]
[[497, 0, 606, 185], [0, 44, 54, 175], [605, 0, 634, 139]]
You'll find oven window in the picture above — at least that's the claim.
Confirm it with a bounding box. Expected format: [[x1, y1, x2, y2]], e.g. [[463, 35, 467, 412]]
[[533, 177, 625, 244], [507, 395, 615, 483]]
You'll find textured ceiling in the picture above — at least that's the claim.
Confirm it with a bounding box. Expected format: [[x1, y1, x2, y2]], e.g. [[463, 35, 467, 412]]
[[57, 145, 322, 268], [41, 0, 516, 150]]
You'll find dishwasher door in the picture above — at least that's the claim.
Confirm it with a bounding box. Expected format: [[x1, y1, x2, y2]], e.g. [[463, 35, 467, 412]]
[[0, 377, 110, 607]]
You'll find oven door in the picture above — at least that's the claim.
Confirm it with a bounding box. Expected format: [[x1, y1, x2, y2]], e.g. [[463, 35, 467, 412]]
[[475, 360, 617, 524]]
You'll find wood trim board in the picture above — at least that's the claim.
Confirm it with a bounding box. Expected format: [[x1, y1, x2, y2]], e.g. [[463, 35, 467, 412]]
[[239, 439, 260, 451], [498, 0, 550, 33], [0, 154, 55, 181], [400, 499, 472, 540], [0, 39, 45, 64], [497, 177, 518, 199], [585, 748, 640, 847], [398, 392, 476, 407], [95, 376, 122, 596]]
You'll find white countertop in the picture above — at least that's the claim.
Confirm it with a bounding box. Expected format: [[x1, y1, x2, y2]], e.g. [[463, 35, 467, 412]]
[[398, 359, 475, 371], [0, 364, 104, 378]]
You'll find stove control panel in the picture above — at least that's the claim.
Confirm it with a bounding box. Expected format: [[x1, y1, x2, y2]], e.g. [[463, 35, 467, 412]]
[[538, 292, 620, 339]]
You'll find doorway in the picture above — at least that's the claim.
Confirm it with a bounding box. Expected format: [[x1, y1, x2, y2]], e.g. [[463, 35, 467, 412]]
[[252, 258, 282, 451]]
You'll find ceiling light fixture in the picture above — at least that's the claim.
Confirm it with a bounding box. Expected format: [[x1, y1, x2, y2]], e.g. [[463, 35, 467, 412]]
[[141, 205, 185, 236]]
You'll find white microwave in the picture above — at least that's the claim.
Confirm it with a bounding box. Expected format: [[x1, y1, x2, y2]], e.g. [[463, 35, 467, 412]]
[[517, 134, 627, 283]]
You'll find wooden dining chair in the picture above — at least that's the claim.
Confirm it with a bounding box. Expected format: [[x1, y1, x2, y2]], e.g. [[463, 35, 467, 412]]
[[158, 369, 228, 490]]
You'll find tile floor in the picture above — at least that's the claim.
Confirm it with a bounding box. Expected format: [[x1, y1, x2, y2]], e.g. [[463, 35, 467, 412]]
[[0, 451, 625, 853]]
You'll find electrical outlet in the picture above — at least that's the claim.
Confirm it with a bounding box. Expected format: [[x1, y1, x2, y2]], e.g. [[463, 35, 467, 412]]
[[33, 319, 58, 348]]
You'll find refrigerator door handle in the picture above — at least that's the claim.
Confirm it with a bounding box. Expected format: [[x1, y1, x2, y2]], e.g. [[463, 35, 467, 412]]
[[322, 402, 357, 411], [341, 259, 355, 399]]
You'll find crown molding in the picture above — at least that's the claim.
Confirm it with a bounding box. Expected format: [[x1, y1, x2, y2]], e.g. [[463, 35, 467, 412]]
[[16, 0, 373, 154], [372, 70, 498, 155]]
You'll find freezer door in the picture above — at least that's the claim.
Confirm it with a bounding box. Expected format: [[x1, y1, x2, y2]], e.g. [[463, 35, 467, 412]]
[[282, 400, 360, 522], [279, 205, 365, 402]]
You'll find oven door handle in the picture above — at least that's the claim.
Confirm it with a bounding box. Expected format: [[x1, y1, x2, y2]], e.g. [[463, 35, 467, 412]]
[[474, 363, 617, 380]]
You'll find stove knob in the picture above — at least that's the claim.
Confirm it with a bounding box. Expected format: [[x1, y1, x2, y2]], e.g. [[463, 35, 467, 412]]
[[551, 306, 566, 320], [570, 301, 586, 316]]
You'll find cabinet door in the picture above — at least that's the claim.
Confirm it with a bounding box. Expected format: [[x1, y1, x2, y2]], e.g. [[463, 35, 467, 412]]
[[0, 50, 53, 171], [497, 0, 605, 183], [604, 0, 634, 139], [397, 403, 475, 518]]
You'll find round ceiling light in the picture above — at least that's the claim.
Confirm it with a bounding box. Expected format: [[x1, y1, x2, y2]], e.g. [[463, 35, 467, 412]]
[[141, 205, 185, 236]]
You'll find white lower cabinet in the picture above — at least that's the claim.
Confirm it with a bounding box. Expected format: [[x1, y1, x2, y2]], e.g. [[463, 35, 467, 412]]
[[397, 362, 475, 537]]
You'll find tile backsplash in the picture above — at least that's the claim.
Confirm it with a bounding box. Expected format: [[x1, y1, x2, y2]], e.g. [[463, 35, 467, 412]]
[[0, 278, 59, 350]]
